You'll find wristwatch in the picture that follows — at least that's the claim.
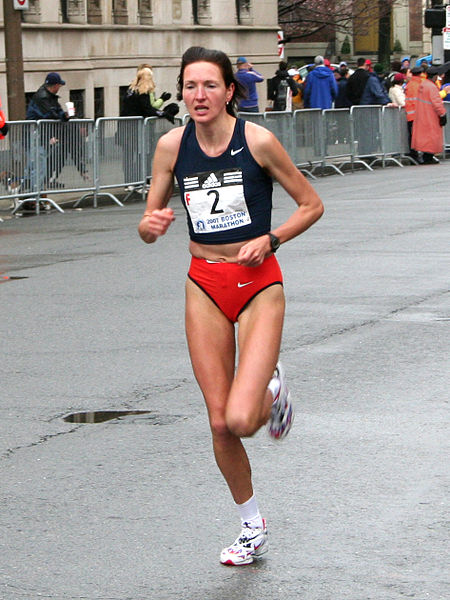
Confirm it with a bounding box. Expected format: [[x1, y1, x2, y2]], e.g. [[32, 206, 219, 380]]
[[267, 232, 281, 253]]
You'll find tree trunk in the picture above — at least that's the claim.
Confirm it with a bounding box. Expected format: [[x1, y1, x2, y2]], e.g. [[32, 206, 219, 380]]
[[378, 0, 392, 69]]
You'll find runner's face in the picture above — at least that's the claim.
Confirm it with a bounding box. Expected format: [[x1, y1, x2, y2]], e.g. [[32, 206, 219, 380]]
[[182, 61, 234, 121]]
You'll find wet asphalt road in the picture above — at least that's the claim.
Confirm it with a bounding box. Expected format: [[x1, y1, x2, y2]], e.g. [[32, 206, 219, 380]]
[[0, 163, 449, 600]]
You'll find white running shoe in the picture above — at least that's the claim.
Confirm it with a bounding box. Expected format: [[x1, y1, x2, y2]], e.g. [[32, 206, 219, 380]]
[[220, 519, 268, 566], [268, 362, 294, 440]]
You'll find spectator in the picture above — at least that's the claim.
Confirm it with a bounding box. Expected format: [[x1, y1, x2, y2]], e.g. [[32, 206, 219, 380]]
[[303, 55, 338, 110], [289, 67, 304, 110], [334, 64, 351, 108], [0, 96, 8, 139], [373, 63, 387, 90], [388, 73, 406, 107], [385, 60, 402, 93], [359, 68, 394, 106], [268, 61, 298, 111], [365, 59, 373, 72], [404, 66, 424, 162], [440, 70, 450, 99], [411, 66, 447, 164], [346, 57, 370, 105], [401, 56, 410, 70], [235, 56, 264, 112], [121, 64, 179, 122], [26, 72, 80, 188], [120, 64, 179, 189]]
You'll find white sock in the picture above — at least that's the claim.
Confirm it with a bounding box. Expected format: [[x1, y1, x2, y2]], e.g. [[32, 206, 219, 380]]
[[268, 376, 280, 402], [236, 494, 263, 529]]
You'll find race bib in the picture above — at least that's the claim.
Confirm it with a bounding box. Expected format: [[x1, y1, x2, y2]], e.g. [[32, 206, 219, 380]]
[[183, 168, 251, 234]]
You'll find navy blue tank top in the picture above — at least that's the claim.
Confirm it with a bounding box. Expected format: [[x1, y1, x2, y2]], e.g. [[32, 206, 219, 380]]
[[174, 118, 273, 244]]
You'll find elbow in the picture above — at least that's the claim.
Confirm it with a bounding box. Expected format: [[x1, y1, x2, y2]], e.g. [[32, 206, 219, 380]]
[[317, 201, 325, 220]]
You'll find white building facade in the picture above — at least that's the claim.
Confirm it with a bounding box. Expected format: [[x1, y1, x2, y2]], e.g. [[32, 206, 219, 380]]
[[0, 0, 280, 118]]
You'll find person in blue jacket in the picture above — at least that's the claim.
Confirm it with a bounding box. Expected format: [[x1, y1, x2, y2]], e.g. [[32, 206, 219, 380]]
[[303, 56, 338, 109], [359, 71, 395, 106], [235, 57, 264, 112]]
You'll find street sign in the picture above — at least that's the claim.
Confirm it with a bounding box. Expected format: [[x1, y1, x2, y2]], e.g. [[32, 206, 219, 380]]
[[443, 27, 450, 51], [14, 0, 29, 9], [447, 6, 450, 28]]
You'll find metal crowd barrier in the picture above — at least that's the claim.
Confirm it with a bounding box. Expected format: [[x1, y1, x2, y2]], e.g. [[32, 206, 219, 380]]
[[0, 121, 38, 212], [1, 106, 446, 218]]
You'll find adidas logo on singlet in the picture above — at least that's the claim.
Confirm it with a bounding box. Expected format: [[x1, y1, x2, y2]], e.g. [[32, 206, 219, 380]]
[[202, 173, 221, 189]]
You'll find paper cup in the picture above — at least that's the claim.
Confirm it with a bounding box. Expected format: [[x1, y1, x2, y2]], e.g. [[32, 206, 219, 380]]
[[65, 101, 75, 117]]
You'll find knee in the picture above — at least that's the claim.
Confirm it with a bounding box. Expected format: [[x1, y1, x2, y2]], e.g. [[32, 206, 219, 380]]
[[225, 410, 259, 438]]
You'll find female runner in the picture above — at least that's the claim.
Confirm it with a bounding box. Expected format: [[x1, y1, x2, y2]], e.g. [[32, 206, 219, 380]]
[[138, 47, 324, 566]]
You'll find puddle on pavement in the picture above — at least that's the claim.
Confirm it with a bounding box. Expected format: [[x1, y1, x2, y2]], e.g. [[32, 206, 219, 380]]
[[0, 274, 29, 282], [63, 410, 151, 424]]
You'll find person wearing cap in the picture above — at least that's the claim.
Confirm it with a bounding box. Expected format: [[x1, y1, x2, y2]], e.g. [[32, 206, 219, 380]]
[[334, 63, 351, 108], [401, 57, 410, 70], [303, 55, 337, 110], [26, 72, 68, 122], [388, 73, 406, 107], [411, 66, 447, 165], [26, 72, 87, 189], [235, 57, 264, 112]]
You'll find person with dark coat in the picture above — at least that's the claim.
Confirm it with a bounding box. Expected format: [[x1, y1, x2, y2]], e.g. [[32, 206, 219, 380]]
[[359, 71, 393, 105], [346, 57, 370, 105], [334, 64, 352, 108], [26, 72, 81, 188], [121, 64, 179, 123], [268, 61, 299, 111]]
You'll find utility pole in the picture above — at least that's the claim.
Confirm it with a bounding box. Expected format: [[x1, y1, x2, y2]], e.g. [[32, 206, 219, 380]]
[[3, 0, 26, 120]]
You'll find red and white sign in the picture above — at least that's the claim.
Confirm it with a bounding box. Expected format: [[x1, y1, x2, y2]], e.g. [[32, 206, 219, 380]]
[[14, 0, 29, 9], [277, 30, 285, 59], [443, 26, 450, 51]]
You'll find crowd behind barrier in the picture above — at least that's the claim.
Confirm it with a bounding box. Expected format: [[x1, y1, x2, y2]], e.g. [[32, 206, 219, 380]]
[[0, 103, 449, 216]]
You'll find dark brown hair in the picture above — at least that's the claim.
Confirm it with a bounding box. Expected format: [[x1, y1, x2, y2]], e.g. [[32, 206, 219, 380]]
[[176, 46, 246, 116]]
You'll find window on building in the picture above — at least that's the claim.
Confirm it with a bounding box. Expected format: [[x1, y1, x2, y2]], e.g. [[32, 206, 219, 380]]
[[61, 0, 69, 22], [138, 0, 152, 25], [70, 89, 85, 118], [236, 0, 251, 25], [119, 86, 129, 115], [113, 0, 128, 24], [94, 88, 104, 120], [87, 0, 102, 24], [192, 0, 211, 25]]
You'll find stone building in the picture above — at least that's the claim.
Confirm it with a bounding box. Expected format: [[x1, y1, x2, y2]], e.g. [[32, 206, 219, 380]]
[[0, 0, 280, 118]]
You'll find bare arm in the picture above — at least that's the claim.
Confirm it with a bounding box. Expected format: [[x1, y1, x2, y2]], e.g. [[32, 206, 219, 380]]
[[138, 127, 184, 243], [236, 122, 324, 266]]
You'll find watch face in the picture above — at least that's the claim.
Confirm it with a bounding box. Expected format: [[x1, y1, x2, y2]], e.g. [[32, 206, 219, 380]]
[[270, 233, 280, 251]]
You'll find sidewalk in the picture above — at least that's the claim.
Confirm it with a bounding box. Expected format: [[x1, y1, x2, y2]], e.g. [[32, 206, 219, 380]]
[[1, 163, 449, 599]]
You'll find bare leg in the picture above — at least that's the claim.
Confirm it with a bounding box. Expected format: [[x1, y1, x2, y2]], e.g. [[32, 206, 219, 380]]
[[226, 284, 285, 437], [185, 279, 285, 504], [185, 279, 253, 504]]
